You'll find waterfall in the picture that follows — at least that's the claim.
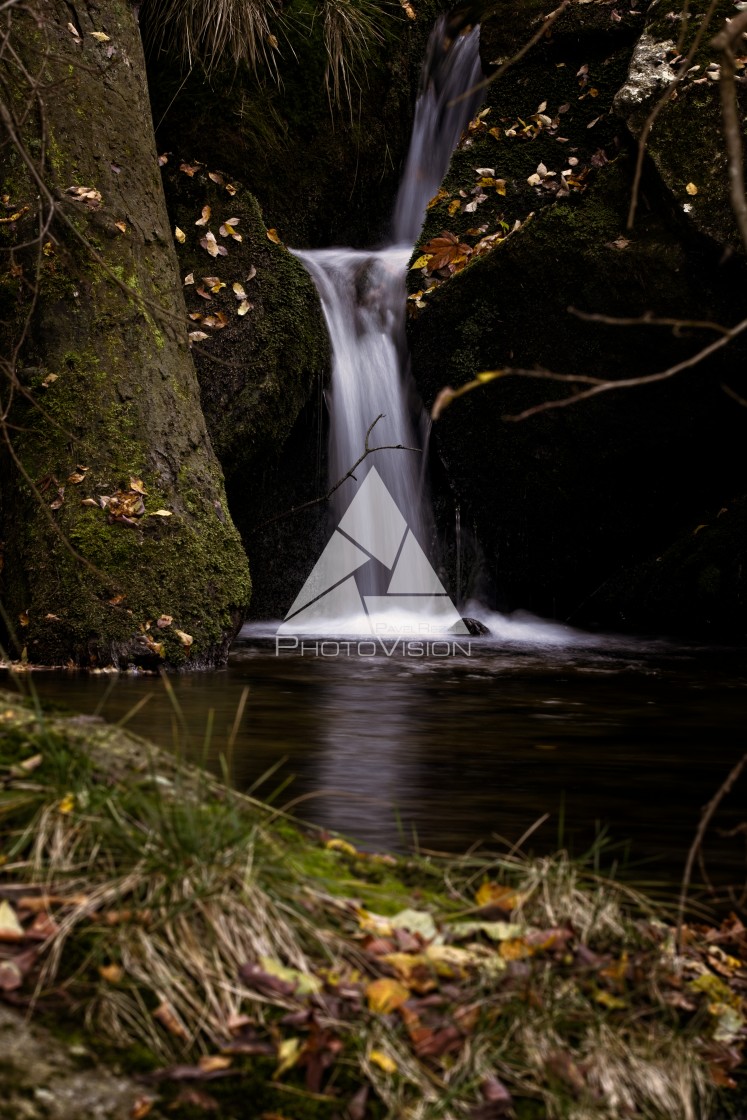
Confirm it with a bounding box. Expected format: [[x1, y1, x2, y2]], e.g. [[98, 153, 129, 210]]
[[289, 18, 483, 634]]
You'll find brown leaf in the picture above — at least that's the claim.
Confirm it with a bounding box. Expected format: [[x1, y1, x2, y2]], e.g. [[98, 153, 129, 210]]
[[0, 961, 23, 992], [266, 228, 281, 244], [154, 1001, 189, 1039]]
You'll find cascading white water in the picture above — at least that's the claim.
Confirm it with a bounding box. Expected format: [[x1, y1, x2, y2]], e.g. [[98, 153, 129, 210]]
[[290, 18, 483, 631]]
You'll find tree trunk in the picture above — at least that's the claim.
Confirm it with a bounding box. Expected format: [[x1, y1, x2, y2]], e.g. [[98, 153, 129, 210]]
[[0, 0, 251, 668]]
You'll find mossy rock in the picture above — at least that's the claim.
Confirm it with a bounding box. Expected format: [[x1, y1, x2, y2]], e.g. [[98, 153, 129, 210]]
[[407, 2, 747, 629]]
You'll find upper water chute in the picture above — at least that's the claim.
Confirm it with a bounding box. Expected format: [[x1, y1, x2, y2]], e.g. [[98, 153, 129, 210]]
[[392, 16, 483, 246]]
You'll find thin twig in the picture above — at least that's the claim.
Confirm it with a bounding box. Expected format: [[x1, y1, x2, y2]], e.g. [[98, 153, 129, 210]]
[[254, 414, 420, 529], [676, 751, 747, 951], [449, 0, 571, 107]]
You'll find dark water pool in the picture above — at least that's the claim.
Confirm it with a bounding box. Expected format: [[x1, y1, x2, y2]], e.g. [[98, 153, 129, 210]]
[[8, 616, 747, 886]]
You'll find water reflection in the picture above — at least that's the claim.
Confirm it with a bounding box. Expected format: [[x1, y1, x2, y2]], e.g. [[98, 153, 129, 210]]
[[8, 629, 747, 881]]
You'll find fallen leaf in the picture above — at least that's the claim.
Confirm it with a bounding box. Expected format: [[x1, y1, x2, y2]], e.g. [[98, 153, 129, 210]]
[[369, 1049, 397, 1073], [365, 977, 410, 1013], [475, 882, 521, 911], [179, 162, 202, 177], [150, 509, 174, 517], [154, 1001, 189, 1039], [195, 205, 211, 226], [175, 227, 186, 243], [58, 792, 75, 814], [130, 1097, 155, 1120], [0, 900, 24, 942], [184, 273, 194, 285], [266, 228, 281, 244], [232, 282, 247, 300], [115, 221, 127, 234], [686, 181, 699, 195], [200, 232, 228, 258], [275, 1037, 302, 1077], [90, 30, 110, 41], [410, 254, 431, 270], [237, 300, 253, 316], [0, 961, 23, 992], [189, 331, 209, 343], [65, 185, 103, 209], [99, 963, 124, 984], [198, 1055, 232, 1073], [41, 373, 58, 388]]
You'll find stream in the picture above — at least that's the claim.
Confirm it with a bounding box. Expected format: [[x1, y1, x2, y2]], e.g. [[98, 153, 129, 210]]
[[12, 627, 747, 886]]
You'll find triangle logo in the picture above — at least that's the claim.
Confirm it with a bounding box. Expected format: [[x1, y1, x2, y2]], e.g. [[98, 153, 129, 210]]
[[277, 467, 468, 636]]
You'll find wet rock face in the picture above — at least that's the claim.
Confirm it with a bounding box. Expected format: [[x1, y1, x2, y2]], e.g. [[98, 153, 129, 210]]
[[408, 0, 747, 636]]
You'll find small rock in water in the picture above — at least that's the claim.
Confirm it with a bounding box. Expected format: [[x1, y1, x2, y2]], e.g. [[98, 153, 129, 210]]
[[457, 617, 490, 636]]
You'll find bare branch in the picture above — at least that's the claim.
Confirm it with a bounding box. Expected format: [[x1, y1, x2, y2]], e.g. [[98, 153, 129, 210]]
[[570, 307, 732, 336], [713, 10, 747, 253]]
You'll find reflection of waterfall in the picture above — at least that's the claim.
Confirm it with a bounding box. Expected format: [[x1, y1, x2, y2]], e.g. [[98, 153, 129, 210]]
[[311, 678, 417, 849], [292, 20, 483, 617]]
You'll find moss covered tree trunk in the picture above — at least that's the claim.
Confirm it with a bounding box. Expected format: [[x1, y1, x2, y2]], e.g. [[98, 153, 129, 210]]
[[0, 0, 251, 668]]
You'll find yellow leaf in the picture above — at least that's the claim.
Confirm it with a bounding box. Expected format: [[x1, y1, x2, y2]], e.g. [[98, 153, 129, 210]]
[[365, 977, 410, 1013], [448, 199, 461, 216], [58, 792, 75, 814], [595, 990, 627, 1010], [275, 1037, 302, 1077], [686, 182, 699, 196], [129, 477, 147, 495], [409, 254, 431, 270], [0, 900, 24, 942], [150, 509, 173, 517], [98, 963, 124, 984], [175, 227, 186, 243], [90, 31, 110, 41], [357, 909, 394, 935], [499, 938, 533, 961], [475, 881, 520, 910], [369, 1049, 397, 1073], [266, 228, 282, 244], [174, 629, 193, 648], [259, 956, 322, 995], [326, 837, 358, 856]]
